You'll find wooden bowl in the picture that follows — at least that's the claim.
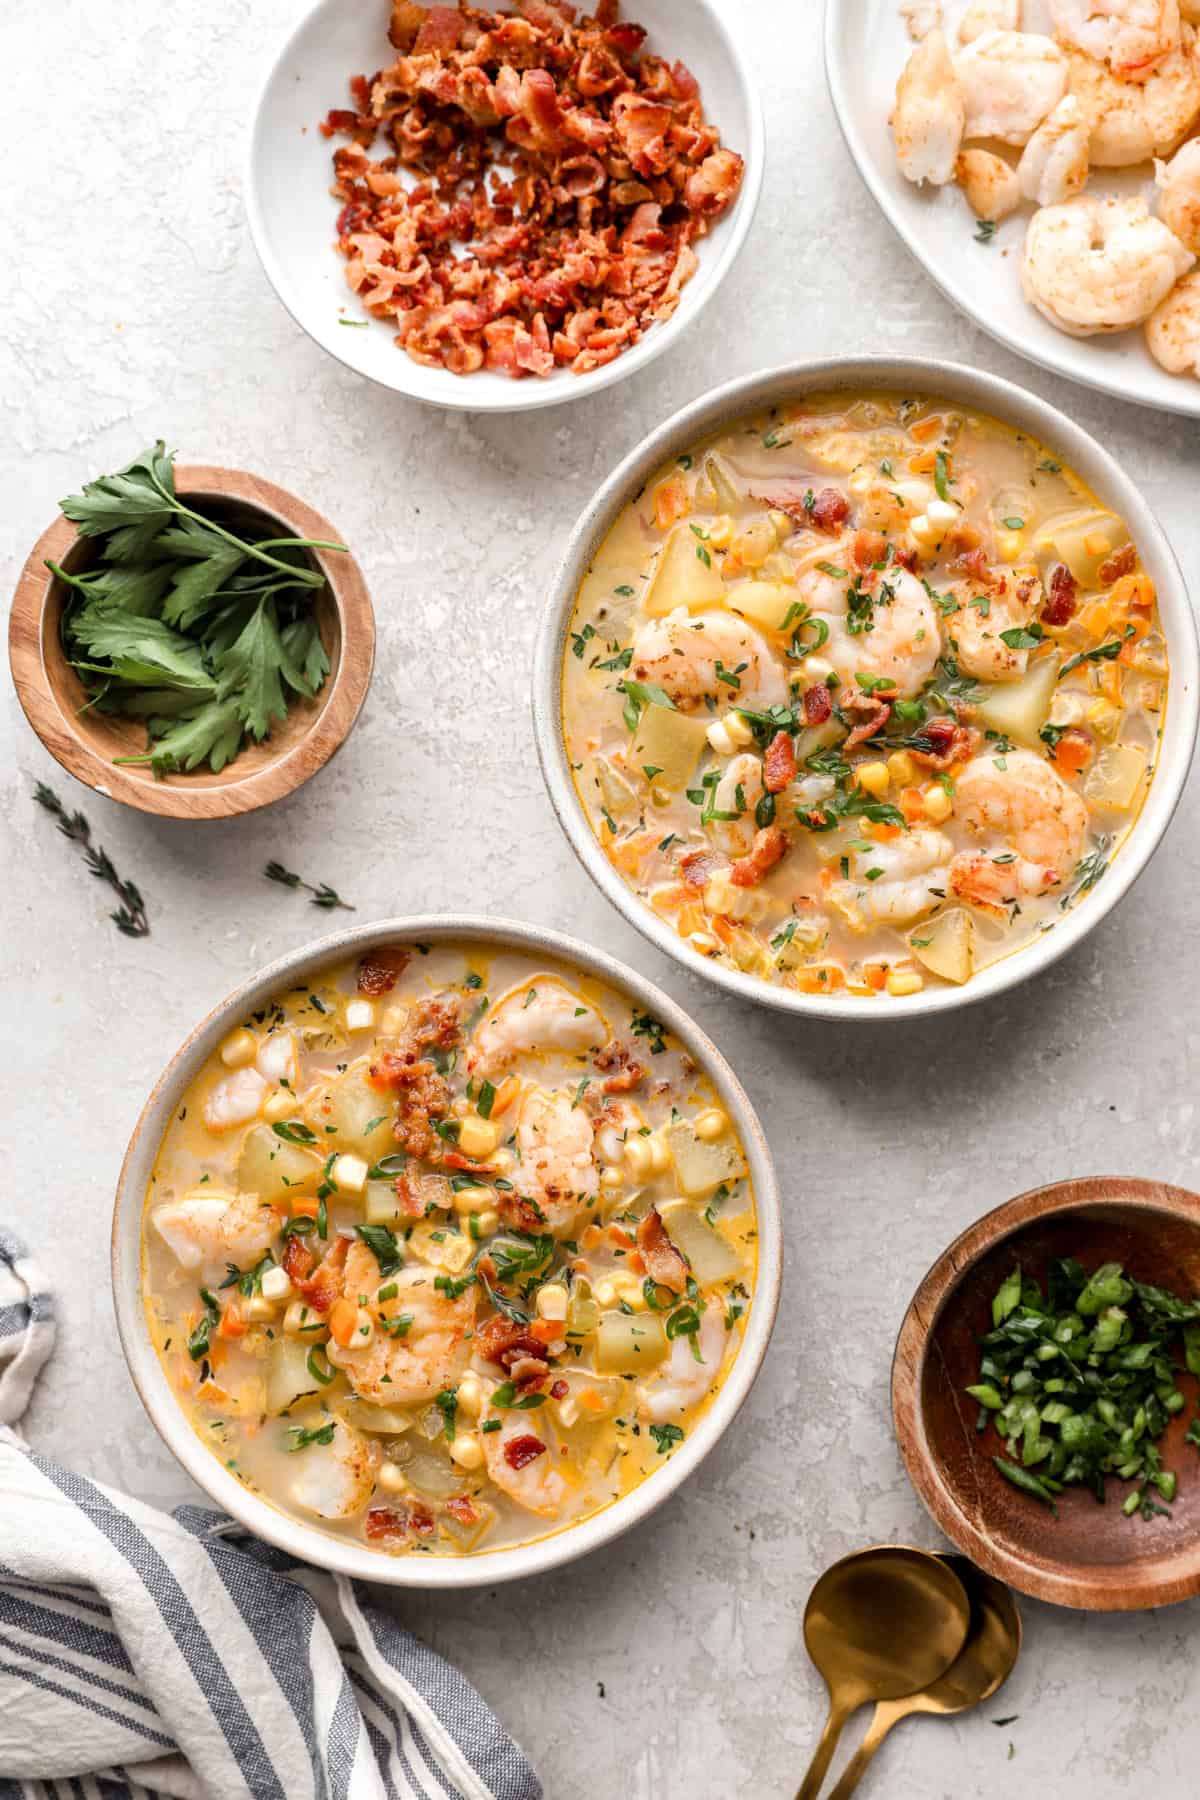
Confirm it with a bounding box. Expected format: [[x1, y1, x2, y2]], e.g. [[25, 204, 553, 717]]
[[8, 465, 374, 819], [893, 1177, 1200, 1611]]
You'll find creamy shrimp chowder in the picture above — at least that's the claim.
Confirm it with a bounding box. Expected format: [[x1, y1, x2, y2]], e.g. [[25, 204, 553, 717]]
[[142, 941, 757, 1559], [561, 391, 1168, 996]]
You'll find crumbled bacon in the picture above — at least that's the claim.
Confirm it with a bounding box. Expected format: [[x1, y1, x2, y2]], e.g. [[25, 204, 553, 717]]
[[357, 944, 412, 996], [1041, 561, 1079, 627], [808, 488, 851, 533], [1098, 543, 1137, 586], [367, 994, 463, 1158], [909, 716, 977, 769], [852, 529, 888, 570], [504, 1434, 547, 1470], [951, 546, 1004, 591], [365, 1501, 436, 1541], [593, 1041, 645, 1092], [322, 1, 743, 378], [475, 1315, 548, 1367], [680, 847, 721, 889], [550, 1378, 569, 1400], [763, 730, 797, 794], [844, 693, 895, 750], [394, 1172, 437, 1218], [749, 482, 849, 532], [445, 1494, 482, 1528], [414, 4, 464, 50], [283, 1236, 348, 1315], [729, 824, 789, 888], [802, 683, 833, 728], [637, 1206, 688, 1292]]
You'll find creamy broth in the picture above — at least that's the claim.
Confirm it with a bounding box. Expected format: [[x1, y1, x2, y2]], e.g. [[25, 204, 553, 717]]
[[142, 942, 756, 1559], [561, 391, 1167, 996]]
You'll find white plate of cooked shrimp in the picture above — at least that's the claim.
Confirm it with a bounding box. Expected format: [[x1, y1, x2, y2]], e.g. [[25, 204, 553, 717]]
[[825, 0, 1200, 416]]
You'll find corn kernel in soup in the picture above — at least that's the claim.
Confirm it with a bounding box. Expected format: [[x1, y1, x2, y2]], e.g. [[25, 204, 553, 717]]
[[141, 943, 757, 1559], [560, 392, 1167, 997]]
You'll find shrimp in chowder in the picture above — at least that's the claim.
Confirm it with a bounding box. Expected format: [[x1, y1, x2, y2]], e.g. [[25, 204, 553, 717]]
[[142, 942, 757, 1559], [560, 392, 1168, 998]]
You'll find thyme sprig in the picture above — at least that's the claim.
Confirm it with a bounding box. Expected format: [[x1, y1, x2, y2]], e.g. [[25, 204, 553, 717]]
[[264, 860, 355, 911], [33, 782, 149, 937]]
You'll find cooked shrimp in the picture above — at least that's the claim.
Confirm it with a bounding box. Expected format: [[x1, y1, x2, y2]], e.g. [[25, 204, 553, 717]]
[[152, 1191, 282, 1275], [289, 1420, 377, 1520], [712, 752, 766, 857], [593, 1095, 641, 1166], [508, 1085, 598, 1235], [892, 29, 965, 184], [948, 748, 1088, 908], [852, 474, 936, 533], [1146, 267, 1200, 371], [956, 147, 1023, 220], [1156, 139, 1200, 250], [901, 0, 945, 38], [831, 829, 954, 929], [640, 1301, 727, 1425], [326, 1253, 476, 1406], [1021, 194, 1195, 334], [468, 977, 606, 1076], [202, 1065, 268, 1133], [1067, 33, 1200, 165], [957, 0, 1021, 47], [481, 1408, 569, 1518], [947, 569, 1045, 680], [818, 568, 943, 699], [1050, 0, 1180, 79], [630, 607, 787, 711], [955, 31, 1069, 145], [1017, 95, 1091, 204]]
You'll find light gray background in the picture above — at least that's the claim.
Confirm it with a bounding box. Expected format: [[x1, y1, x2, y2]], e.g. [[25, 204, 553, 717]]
[[4, 4, 1200, 1797]]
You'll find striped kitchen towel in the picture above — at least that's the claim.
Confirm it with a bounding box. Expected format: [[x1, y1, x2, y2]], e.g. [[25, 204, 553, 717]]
[[0, 1230, 541, 1800]]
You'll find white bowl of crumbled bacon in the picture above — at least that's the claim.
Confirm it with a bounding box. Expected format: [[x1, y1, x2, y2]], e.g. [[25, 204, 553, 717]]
[[246, 0, 763, 409]]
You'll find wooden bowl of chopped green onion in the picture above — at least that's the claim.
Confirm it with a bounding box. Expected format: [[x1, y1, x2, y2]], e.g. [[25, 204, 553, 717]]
[[9, 452, 374, 819], [893, 1176, 1200, 1610]]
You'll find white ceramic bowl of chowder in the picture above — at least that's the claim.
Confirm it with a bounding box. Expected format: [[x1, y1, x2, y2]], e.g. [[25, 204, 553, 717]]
[[532, 357, 1200, 1018], [111, 916, 781, 1588], [245, 0, 764, 413]]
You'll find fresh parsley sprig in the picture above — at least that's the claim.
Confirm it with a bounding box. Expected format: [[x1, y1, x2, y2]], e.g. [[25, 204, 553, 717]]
[[33, 782, 150, 937], [51, 444, 346, 778]]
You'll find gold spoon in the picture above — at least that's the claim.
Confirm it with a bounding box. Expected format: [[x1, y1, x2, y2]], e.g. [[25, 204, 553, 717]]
[[825, 1555, 1022, 1799], [795, 1546, 971, 1800]]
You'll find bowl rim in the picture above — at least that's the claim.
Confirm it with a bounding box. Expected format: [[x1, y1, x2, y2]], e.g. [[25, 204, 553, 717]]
[[243, 0, 766, 415], [892, 1174, 1200, 1611], [532, 354, 1200, 1019], [8, 463, 375, 821], [111, 912, 783, 1588]]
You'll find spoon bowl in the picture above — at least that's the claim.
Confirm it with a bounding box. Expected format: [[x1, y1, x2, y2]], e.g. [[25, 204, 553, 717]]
[[826, 1556, 1021, 1798], [796, 1546, 971, 1800]]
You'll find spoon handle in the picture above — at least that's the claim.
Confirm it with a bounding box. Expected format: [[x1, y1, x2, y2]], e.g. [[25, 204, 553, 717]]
[[824, 1702, 904, 1800], [795, 1696, 853, 1800]]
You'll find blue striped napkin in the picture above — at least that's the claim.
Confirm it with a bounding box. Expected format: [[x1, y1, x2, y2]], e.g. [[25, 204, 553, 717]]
[[0, 1228, 542, 1800]]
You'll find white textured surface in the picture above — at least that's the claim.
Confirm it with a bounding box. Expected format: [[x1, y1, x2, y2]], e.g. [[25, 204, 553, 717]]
[[4, 4, 1200, 1797]]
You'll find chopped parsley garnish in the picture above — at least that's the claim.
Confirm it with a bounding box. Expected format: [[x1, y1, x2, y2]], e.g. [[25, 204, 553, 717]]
[[286, 1421, 336, 1452], [631, 1010, 668, 1055], [355, 1223, 403, 1276]]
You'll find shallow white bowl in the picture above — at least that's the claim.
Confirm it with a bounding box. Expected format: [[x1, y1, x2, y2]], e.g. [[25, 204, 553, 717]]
[[533, 356, 1200, 1019], [246, 0, 763, 413], [112, 916, 782, 1587], [824, 0, 1200, 419]]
